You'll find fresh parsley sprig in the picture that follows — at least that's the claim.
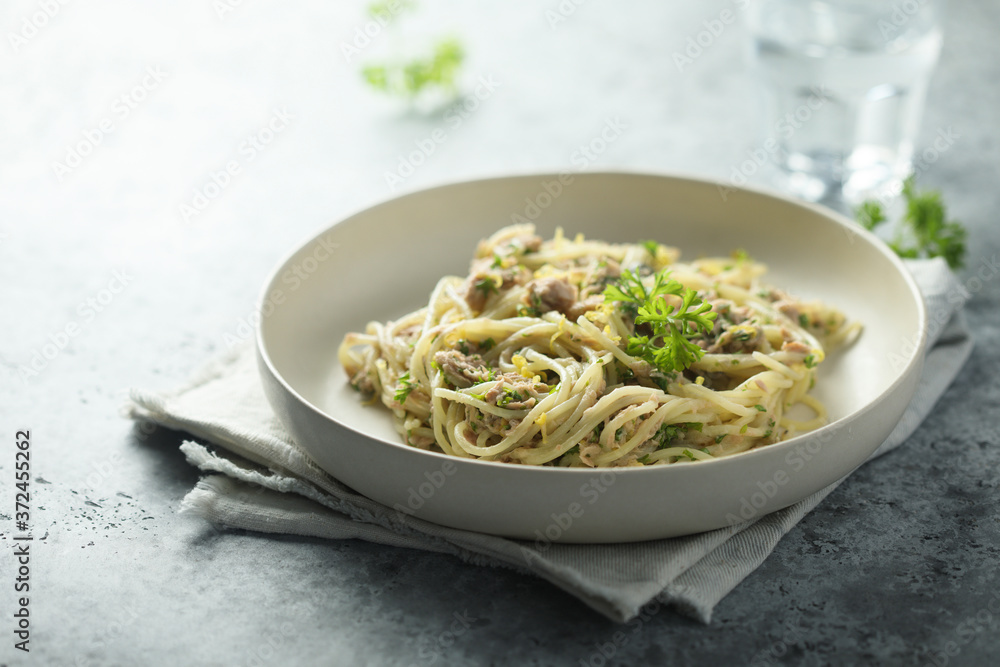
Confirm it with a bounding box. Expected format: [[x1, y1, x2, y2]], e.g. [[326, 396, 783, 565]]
[[856, 177, 967, 269], [603, 269, 717, 374]]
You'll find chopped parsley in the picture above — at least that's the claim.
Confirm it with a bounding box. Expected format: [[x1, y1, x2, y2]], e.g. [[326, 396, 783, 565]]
[[652, 422, 700, 449], [393, 372, 415, 404], [474, 276, 498, 296], [650, 372, 674, 392], [641, 240, 659, 257], [804, 354, 818, 369], [561, 444, 580, 460], [480, 337, 496, 352], [798, 313, 809, 328], [497, 387, 524, 407], [754, 404, 767, 412]]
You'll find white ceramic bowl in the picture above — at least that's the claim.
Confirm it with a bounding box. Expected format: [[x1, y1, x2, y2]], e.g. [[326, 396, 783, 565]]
[[256, 172, 926, 543]]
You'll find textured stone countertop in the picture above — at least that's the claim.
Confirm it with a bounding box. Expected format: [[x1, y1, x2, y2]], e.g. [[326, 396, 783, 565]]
[[2, 1, 998, 665]]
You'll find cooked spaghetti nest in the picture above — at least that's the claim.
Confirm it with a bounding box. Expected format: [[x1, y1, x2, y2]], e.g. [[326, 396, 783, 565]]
[[339, 224, 860, 467]]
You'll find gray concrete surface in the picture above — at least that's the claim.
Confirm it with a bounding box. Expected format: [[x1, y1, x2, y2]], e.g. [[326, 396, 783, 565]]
[[1, 1, 998, 665]]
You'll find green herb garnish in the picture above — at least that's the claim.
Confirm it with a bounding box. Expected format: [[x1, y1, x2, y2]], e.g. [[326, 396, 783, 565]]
[[367, 0, 414, 18], [603, 268, 716, 374], [516, 304, 542, 317], [497, 387, 523, 407], [474, 276, 498, 296], [654, 423, 683, 448], [856, 177, 967, 269], [362, 37, 464, 99], [394, 371, 415, 404], [652, 422, 701, 449]]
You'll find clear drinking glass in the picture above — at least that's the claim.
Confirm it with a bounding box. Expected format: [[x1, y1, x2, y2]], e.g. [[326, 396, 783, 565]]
[[747, 0, 945, 203]]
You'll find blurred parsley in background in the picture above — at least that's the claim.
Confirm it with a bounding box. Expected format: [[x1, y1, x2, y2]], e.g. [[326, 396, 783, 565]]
[[360, 1, 465, 102], [856, 177, 967, 270]]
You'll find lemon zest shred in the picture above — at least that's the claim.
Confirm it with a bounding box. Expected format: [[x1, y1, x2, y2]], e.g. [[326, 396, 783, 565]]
[[549, 317, 565, 349], [512, 354, 534, 379]]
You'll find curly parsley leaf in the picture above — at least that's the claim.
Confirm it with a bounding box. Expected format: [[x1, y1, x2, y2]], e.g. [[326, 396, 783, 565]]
[[602, 269, 651, 306], [604, 268, 717, 374]]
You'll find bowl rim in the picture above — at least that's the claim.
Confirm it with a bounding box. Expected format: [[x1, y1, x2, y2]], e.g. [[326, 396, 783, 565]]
[[255, 169, 929, 477]]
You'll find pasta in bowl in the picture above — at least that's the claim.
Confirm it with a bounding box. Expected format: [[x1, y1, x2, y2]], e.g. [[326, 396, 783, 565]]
[[339, 225, 860, 468], [256, 172, 925, 542]]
